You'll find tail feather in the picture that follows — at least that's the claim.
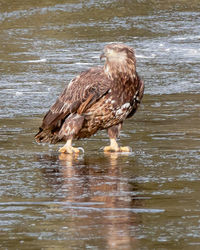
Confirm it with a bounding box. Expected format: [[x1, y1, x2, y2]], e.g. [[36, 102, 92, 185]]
[[35, 128, 60, 144]]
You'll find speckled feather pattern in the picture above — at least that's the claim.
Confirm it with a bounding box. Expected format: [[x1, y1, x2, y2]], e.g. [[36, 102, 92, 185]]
[[35, 44, 144, 144]]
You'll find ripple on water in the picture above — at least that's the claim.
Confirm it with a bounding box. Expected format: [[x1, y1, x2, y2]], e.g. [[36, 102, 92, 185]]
[[0, 1, 200, 249]]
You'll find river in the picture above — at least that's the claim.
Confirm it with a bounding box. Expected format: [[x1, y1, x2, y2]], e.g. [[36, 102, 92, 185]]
[[0, 0, 200, 249]]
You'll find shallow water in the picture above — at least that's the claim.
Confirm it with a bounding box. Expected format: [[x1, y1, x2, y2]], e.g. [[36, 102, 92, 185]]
[[0, 0, 200, 249]]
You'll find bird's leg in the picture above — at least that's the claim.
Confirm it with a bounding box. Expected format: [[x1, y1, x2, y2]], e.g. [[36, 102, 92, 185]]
[[58, 114, 85, 154], [59, 138, 80, 154], [104, 138, 120, 152], [103, 124, 132, 152]]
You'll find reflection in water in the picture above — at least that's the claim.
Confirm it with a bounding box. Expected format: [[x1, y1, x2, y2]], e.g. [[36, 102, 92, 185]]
[[41, 153, 142, 249], [1, 0, 200, 248]]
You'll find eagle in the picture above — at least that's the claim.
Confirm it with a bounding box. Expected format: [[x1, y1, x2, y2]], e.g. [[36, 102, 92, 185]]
[[35, 43, 144, 154]]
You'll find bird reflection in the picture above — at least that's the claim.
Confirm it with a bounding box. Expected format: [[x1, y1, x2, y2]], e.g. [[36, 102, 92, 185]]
[[40, 152, 142, 249]]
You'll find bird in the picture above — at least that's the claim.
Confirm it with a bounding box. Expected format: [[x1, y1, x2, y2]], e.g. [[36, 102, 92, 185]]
[[35, 43, 144, 154]]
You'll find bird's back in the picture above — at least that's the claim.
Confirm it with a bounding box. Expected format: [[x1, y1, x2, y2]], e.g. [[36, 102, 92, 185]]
[[35, 67, 112, 143], [35, 43, 144, 145], [76, 71, 144, 139]]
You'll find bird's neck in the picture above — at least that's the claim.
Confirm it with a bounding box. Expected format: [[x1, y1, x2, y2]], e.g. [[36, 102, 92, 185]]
[[104, 59, 136, 82]]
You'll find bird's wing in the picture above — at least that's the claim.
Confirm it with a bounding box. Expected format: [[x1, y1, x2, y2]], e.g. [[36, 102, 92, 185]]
[[126, 72, 144, 119], [39, 67, 111, 132]]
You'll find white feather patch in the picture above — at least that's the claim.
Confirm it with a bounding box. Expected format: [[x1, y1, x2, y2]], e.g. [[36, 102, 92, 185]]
[[105, 98, 112, 104], [116, 109, 123, 116], [121, 103, 130, 109]]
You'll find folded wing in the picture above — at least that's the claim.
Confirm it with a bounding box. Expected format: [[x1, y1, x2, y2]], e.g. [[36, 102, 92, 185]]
[[35, 67, 111, 143]]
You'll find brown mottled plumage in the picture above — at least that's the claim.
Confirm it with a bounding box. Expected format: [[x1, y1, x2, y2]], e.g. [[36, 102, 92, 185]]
[[35, 43, 144, 153]]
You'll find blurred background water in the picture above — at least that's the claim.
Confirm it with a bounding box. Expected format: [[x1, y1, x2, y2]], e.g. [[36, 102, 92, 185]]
[[0, 0, 200, 249]]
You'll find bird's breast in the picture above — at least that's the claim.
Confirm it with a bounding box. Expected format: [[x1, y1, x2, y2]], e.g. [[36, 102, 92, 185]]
[[83, 92, 133, 129]]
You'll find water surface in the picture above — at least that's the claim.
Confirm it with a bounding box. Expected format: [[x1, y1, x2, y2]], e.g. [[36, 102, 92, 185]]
[[0, 0, 200, 249]]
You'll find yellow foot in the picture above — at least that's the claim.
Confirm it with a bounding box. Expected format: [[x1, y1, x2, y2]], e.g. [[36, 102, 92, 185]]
[[59, 146, 80, 154], [119, 146, 132, 152], [103, 146, 132, 153]]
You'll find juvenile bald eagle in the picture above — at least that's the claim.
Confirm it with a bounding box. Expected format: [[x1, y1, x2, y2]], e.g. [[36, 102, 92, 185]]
[[35, 43, 144, 153]]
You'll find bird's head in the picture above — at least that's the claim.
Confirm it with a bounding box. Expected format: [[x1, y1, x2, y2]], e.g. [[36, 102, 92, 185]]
[[100, 43, 135, 62], [100, 43, 136, 81]]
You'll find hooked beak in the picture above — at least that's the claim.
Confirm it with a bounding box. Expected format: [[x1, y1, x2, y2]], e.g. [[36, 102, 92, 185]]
[[100, 52, 105, 61]]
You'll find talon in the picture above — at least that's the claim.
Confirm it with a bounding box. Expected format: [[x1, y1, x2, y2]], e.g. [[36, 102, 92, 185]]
[[59, 139, 80, 154], [119, 146, 132, 152], [59, 146, 80, 154], [103, 145, 132, 153], [103, 145, 119, 152], [103, 138, 132, 152], [72, 147, 80, 154], [59, 147, 67, 153]]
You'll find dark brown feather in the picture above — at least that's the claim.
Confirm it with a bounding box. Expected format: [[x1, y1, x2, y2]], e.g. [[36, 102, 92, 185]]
[[35, 67, 112, 143], [35, 43, 144, 144]]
